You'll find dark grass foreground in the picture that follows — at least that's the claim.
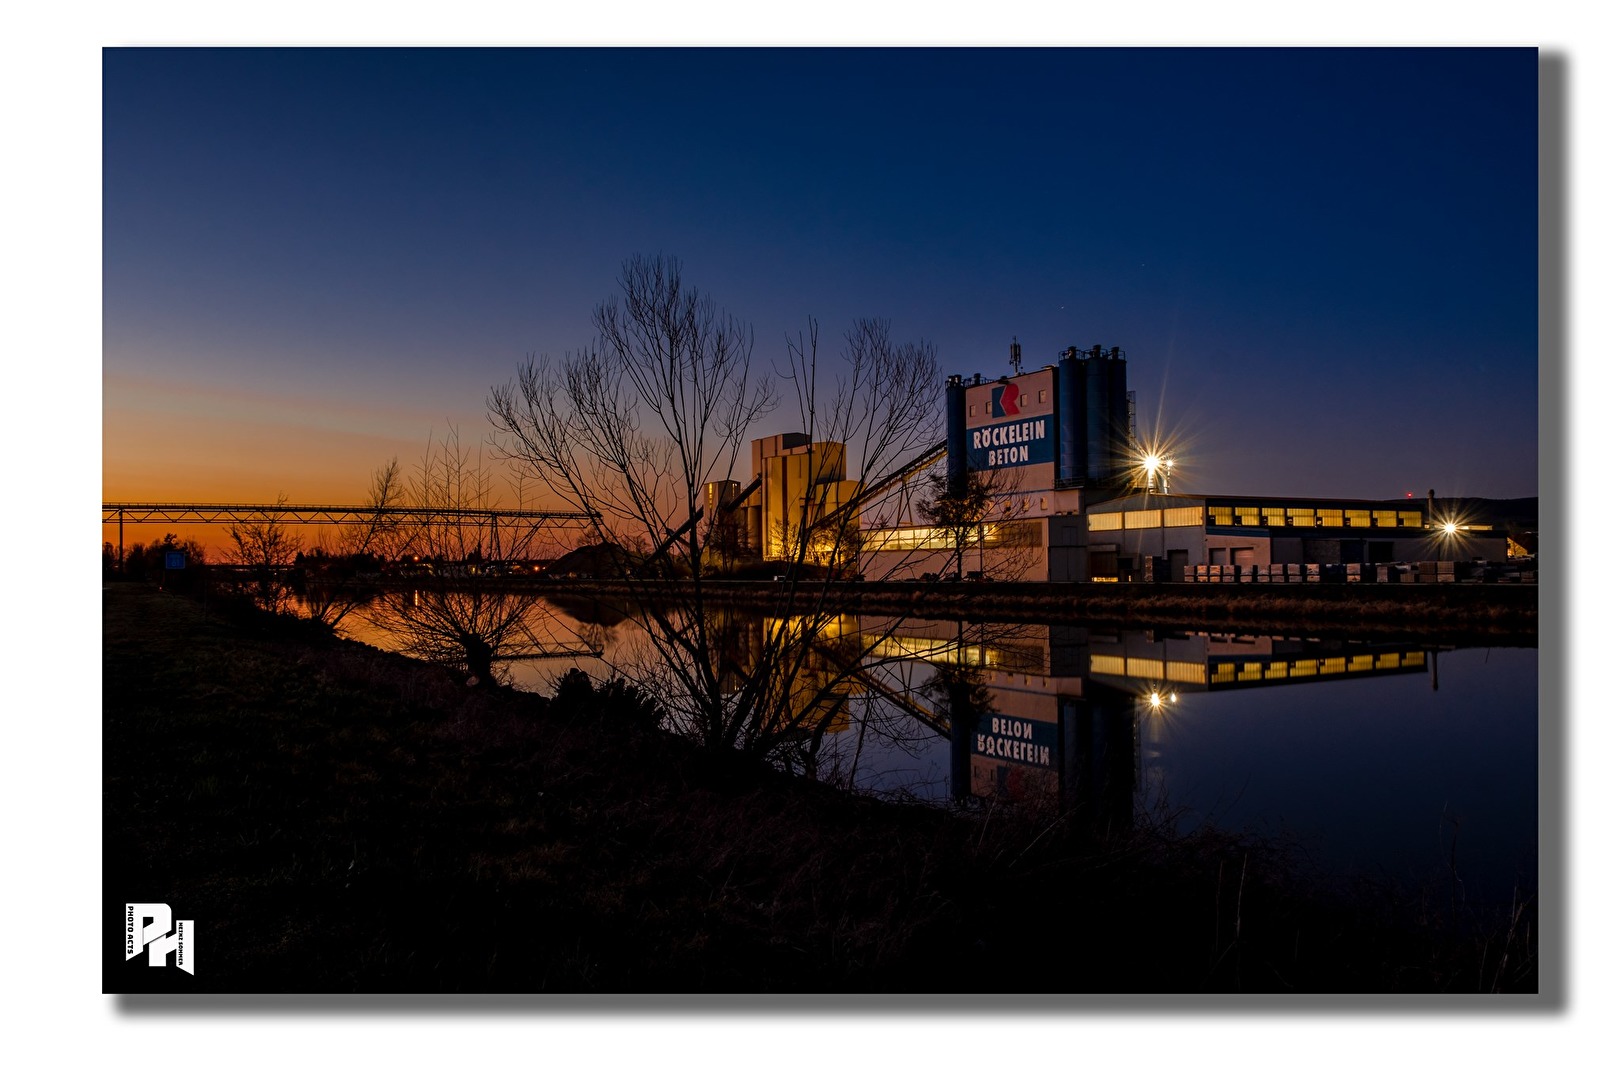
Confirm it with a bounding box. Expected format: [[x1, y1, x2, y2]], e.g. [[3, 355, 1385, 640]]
[[103, 585, 1535, 994]]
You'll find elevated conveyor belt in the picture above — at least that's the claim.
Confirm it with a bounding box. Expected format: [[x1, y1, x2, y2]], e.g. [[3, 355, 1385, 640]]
[[808, 439, 946, 533]]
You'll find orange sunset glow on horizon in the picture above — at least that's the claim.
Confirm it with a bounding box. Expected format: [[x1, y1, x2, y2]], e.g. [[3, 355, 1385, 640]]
[[101, 371, 544, 556]]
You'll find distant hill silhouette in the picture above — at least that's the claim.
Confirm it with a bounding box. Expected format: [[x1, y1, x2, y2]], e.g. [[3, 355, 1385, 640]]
[[544, 542, 634, 579]]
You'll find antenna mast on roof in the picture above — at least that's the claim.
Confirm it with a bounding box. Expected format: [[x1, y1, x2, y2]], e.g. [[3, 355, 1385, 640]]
[[1009, 337, 1023, 375]]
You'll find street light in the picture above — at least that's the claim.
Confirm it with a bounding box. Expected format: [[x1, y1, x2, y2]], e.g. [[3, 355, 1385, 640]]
[[1137, 449, 1178, 580], [1139, 452, 1174, 494]]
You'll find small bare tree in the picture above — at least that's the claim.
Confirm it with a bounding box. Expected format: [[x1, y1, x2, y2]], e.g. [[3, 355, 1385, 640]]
[[344, 456, 409, 561], [915, 466, 1043, 581], [226, 496, 298, 611], [362, 429, 583, 686], [292, 459, 410, 630], [488, 255, 944, 771]]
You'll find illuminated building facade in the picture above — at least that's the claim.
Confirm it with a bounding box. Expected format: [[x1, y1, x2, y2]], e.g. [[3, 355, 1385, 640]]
[[727, 341, 1512, 582], [864, 343, 1140, 582], [867, 341, 1509, 582], [734, 432, 859, 561], [1081, 491, 1507, 582]]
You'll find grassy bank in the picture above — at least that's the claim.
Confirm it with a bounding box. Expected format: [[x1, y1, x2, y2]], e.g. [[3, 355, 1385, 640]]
[[103, 584, 1535, 993]]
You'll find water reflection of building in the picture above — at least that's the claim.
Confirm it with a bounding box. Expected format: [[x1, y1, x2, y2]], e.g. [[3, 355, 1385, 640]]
[[1083, 630, 1432, 696], [705, 609, 861, 734], [855, 618, 1433, 823], [854, 619, 1134, 825]]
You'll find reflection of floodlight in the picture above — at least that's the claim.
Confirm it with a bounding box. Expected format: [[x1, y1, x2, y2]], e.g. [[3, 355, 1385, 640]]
[[1144, 683, 1181, 711]]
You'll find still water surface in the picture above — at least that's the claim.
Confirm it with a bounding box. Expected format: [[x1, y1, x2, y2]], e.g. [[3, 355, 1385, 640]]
[[328, 593, 1537, 907]]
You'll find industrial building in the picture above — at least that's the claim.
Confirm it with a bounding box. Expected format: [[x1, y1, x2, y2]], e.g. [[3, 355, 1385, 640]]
[[712, 341, 1511, 582], [1080, 490, 1506, 583]]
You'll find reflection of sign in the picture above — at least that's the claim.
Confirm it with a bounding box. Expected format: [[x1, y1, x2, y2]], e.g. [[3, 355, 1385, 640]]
[[973, 713, 1057, 767], [972, 712, 1061, 802], [972, 759, 1059, 801], [968, 418, 1053, 470], [164, 552, 186, 570]]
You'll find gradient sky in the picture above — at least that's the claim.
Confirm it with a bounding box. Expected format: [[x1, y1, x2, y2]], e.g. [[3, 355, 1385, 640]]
[[103, 46, 1538, 550]]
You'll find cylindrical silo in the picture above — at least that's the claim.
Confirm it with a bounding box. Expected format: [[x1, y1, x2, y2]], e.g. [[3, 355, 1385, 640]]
[[945, 375, 967, 498], [1085, 345, 1111, 484], [1057, 346, 1085, 485], [1107, 347, 1129, 479]]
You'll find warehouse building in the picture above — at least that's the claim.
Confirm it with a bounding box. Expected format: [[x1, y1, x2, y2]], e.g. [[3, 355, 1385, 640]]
[[1080, 491, 1506, 582]]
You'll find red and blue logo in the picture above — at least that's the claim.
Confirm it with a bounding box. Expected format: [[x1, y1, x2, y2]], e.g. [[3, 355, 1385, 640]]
[[991, 382, 1020, 418]]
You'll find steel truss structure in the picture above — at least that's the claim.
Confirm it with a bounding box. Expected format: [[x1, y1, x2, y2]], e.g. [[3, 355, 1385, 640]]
[[103, 503, 599, 565]]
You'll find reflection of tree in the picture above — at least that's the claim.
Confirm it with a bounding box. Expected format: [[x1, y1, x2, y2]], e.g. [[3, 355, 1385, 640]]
[[574, 620, 615, 658], [298, 576, 377, 631], [356, 429, 564, 684], [920, 657, 996, 718], [922, 656, 993, 805], [489, 255, 942, 770], [368, 587, 548, 686]]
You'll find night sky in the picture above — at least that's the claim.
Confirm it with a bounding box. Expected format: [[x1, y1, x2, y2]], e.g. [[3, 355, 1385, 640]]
[[103, 47, 1538, 528]]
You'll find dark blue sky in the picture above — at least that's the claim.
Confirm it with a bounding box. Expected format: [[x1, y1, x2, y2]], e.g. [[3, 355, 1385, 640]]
[[103, 47, 1538, 502]]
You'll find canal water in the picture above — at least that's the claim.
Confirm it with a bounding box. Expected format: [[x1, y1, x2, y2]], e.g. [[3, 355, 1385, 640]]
[[324, 592, 1538, 909]]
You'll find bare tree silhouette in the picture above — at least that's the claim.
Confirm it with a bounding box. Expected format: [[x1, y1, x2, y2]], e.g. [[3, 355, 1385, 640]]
[[915, 467, 1043, 581], [226, 496, 298, 612], [488, 254, 944, 769], [360, 429, 580, 686]]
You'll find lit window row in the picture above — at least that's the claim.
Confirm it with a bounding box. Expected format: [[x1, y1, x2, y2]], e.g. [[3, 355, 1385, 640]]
[[861, 521, 1043, 552], [1086, 505, 1210, 531], [862, 526, 957, 551], [1206, 506, 1423, 528]]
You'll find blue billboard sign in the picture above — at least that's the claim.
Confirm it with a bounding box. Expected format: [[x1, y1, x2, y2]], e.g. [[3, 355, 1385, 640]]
[[967, 417, 1054, 471]]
